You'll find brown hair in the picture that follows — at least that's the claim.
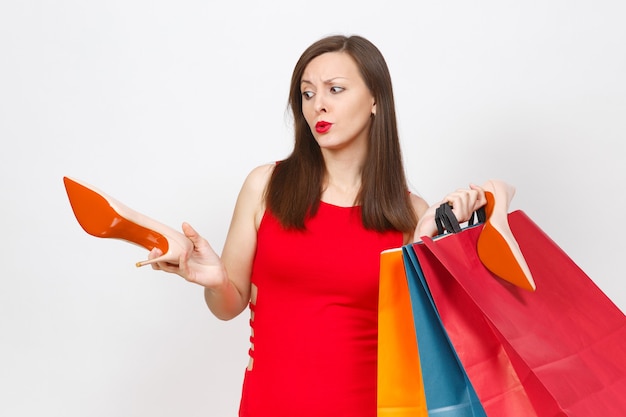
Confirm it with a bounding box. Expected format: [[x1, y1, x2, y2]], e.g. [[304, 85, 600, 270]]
[[266, 34, 417, 232]]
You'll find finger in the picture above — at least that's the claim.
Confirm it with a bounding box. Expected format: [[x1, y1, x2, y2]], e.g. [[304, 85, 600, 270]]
[[182, 221, 198, 238], [177, 249, 191, 280], [155, 262, 181, 274], [446, 189, 469, 208], [469, 183, 487, 207], [148, 248, 163, 270], [182, 222, 208, 249], [450, 190, 477, 222], [444, 190, 459, 207]]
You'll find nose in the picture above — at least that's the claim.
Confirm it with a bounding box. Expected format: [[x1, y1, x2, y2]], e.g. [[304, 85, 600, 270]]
[[313, 94, 327, 113]]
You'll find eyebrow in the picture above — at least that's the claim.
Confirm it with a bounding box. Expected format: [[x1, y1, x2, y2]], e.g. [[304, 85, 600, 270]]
[[300, 76, 349, 86]]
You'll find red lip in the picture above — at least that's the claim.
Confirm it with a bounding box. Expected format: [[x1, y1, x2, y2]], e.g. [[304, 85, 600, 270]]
[[315, 121, 332, 134]]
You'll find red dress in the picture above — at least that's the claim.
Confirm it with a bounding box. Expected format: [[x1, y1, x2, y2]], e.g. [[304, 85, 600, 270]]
[[239, 201, 404, 417]]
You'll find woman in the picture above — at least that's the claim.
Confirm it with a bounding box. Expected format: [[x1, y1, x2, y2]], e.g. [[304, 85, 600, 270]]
[[150, 34, 485, 417]]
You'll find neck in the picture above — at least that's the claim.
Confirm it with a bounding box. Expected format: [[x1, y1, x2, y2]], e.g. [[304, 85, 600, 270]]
[[321, 156, 363, 207]]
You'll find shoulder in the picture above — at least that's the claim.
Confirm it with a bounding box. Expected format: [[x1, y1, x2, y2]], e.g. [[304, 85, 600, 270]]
[[237, 163, 276, 228], [242, 162, 275, 193], [409, 192, 429, 219]]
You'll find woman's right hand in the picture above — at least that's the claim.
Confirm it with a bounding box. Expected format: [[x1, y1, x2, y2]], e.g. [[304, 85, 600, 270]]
[[148, 222, 228, 289]]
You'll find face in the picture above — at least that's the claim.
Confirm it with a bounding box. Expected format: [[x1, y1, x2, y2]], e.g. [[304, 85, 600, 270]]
[[300, 52, 376, 152]]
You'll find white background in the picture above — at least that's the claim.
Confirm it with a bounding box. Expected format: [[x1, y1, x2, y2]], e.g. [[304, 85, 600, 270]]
[[1, 1, 624, 416]]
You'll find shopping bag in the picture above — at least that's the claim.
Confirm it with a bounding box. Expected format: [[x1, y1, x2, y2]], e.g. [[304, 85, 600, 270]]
[[405, 241, 538, 416], [378, 248, 428, 417], [411, 208, 626, 416], [401, 246, 489, 417]]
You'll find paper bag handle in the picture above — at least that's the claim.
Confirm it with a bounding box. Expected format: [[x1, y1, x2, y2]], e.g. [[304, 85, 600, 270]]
[[435, 203, 486, 235]]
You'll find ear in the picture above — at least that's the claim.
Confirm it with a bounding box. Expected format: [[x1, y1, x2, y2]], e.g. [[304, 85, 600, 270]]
[[371, 101, 377, 116]]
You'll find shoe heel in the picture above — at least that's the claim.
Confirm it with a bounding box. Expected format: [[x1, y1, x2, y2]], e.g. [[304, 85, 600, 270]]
[[477, 182, 536, 291], [63, 176, 190, 267]]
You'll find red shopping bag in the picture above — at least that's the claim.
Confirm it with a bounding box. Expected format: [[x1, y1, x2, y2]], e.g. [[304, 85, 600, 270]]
[[404, 244, 537, 416], [410, 208, 626, 416]]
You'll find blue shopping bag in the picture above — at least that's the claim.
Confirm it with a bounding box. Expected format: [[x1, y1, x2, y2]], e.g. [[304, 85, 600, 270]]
[[401, 245, 487, 417]]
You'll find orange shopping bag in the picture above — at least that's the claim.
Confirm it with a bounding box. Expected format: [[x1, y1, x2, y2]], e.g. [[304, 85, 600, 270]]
[[377, 248, 427, 417]]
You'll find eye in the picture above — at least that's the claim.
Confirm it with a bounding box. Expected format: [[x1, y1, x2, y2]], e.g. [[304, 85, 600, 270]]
[[302, 91, 314, 100], [330, 86, 344, 94]]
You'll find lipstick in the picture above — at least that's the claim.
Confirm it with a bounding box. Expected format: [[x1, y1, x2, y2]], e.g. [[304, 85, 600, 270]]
[[315, 121, 332, 134]]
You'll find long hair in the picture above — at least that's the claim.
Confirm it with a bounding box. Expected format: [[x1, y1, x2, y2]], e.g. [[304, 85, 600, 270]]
[[266, 34, 417, 233]]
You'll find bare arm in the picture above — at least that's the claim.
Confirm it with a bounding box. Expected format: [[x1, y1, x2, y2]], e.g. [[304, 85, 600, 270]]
[[406, 192, 429, 244], [204, 164, 272, 319], [149, 164, 273, 321]]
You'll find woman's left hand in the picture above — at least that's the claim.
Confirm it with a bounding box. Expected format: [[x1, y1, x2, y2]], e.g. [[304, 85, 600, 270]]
[[413, 183, 487, 240]]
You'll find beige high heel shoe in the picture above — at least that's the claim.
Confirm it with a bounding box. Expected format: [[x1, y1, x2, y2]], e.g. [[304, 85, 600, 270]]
[[63, 176, 193, 267], [477, 180, 536, 291]]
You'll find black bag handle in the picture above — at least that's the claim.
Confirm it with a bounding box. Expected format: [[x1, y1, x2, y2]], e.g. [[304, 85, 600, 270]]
[[435, 203, 486, 235]]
